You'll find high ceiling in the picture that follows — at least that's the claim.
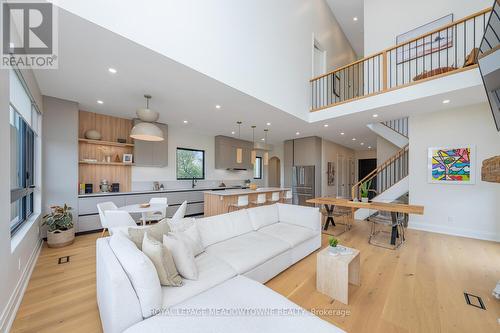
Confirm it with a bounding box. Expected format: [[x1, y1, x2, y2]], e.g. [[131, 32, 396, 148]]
[[325, 0, 364, 57]]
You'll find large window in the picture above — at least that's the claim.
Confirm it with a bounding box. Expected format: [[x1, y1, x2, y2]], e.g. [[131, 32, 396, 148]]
[[254, 156, 262, 179], [10, 70, 39, 236], [176, 148, 205, 180]]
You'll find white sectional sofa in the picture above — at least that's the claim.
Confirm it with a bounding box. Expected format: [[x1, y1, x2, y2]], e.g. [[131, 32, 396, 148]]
[[96, 203, 344, 333]]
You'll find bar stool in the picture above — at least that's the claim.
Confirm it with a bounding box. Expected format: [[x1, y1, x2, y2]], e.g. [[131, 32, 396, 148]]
[[250, 193, 267, 207], [281, 190, 292, 204], [267, 192, 280, 205], [228, 195, 249, 212]]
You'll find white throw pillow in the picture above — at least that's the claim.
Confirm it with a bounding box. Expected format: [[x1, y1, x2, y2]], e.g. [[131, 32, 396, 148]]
[[142, 232, 183, 287], [109, 234, 162, 318], [172, 201, 187, 220], [167, 217, 195, 232], [163, 234, 198, 280], [170, 223, 204, 256]]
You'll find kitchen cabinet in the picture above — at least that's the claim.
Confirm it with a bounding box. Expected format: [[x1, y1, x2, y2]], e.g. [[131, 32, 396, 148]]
[[214, 135, 253, 170], [133, 119, 168, 167]]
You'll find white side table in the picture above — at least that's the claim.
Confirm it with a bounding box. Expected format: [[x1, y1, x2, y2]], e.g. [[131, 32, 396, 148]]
[[316, 246, 360, 305]]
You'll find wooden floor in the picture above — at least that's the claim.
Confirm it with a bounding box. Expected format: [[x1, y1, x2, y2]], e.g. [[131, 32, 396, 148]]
[[11, 221, 500, 333]]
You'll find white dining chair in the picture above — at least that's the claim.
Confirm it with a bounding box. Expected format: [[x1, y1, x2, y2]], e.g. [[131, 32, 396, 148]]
[[228, 195, 249, 212], [104, 210, 138, 236], [267, 192, 280, 204], [250, 193, 267, 207], [142, 197, 168, 224], [172, 200, 188, 219], [97, 201, 117, 237]]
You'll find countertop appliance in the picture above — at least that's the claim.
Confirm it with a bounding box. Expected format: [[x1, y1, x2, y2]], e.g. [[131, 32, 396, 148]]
[[292, 165, 315, 206]]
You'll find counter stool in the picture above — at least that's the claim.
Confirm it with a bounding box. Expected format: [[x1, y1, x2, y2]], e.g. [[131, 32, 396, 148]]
[[281, 190, 293, 204], [228, 195, 249, 212], [250, 193, 267, 207], [267, 192, 280, 205]]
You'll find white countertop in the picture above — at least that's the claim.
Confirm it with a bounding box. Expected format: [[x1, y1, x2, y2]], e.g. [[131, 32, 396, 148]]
[[79, 186, 248, 198], [203, 187, 290, 196]]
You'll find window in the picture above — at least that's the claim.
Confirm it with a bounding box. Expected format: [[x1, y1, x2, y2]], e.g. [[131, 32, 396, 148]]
[[176, 148, 205, 180], [254, 156, 262, 179], [10, 69, 39, 236]]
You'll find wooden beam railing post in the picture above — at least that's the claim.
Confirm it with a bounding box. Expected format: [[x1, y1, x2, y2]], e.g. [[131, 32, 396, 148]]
[[382, 51, 388, 90]]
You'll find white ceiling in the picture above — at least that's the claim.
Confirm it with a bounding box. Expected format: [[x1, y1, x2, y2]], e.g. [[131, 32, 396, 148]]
[[33, 8, 379, 150], [325, 0, 364, 57]]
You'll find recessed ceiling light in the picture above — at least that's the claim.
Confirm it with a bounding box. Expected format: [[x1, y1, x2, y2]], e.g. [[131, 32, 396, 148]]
[[353, 17, 358, 21], [183, 120, 188, 124], [231, 131, 235, 135], [261, 138, 265, 141], [368, 146, 372, 149], [215, 105, 221, 109], [360, 142, 364, 145], [340, 132, 345, 135], [296, 132, 300, 135], [352, 138, 356, 141], [324, 124, 329, 127], [97, 100, 103, 104], [372, 114, 378, 118], [442, 99, 450, 104], [266, 122, 271, 126], [108, 68, 117, 74]]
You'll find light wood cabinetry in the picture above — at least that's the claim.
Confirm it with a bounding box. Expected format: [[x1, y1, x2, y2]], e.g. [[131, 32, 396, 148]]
[[133, 119, 168, 167], [214, 135, 253, 170]]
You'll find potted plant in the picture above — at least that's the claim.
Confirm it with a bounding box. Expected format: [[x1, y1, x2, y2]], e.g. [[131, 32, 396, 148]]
[[360, 180, 373, 203], [328, 236, 339, 254], [42, 204, 75, 248]]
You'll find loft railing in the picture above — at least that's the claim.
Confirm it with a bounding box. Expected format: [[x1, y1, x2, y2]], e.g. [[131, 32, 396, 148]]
[[382, 117, 409, 137], [311, 8, 492, 112], [351, 145, 409, 200]]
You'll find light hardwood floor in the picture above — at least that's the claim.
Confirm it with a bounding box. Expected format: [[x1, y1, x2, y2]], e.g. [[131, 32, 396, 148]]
[[11, 221, 500, 333]]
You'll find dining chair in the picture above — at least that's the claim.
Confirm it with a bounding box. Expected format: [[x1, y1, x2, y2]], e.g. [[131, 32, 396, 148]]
[[104, 210, 138, 236], [97, 201, 118, 237], [172, 200, 188, 219], [228, 195, 249, 212], [142, 197, 168, 224]]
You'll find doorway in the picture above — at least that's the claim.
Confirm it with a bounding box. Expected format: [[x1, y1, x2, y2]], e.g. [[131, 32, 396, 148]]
[[358, 158, 377, 199], [268, 157, 281, 187]]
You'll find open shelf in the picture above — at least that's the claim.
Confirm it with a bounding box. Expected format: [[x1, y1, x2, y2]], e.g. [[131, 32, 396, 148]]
[[78, 138, 134, 147], [79, 161, 134, 166]]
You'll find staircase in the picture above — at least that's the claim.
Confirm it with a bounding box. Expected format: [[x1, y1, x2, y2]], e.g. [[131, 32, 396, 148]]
[[367, 117, 409, 148]]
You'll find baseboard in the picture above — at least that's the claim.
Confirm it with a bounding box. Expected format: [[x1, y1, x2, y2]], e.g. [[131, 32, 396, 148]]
[[408, 222, 500, 242], [0, 239, 42, 333]]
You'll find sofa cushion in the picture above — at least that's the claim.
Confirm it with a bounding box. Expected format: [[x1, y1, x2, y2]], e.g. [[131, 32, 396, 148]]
[[170, 223, 204, 256], [205, 231, 289, 274], [247, 204, 279, 230], [163, 234, 198, 280], [161, 253, 237, 308], [109, 234, 162, 318], [277, 203, 320, 231], [125, 276, 345, 333], [196, 210, 253, 247], [128, 219, 171, 250], [258, 222, 316, 247], [109, 225, 147, 237]]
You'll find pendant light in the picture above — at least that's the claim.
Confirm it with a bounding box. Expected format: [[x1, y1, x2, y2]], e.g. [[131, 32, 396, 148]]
[[130, 95, 164, 142], [251, 125, 257, 165], [236, 121, 243, 164], [263, 129, 269, 166]]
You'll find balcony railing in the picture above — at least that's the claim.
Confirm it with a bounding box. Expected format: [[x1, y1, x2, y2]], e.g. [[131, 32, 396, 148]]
[[310, 8, 492, 112]]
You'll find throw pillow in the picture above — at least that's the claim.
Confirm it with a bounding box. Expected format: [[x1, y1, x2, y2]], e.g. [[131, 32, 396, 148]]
[[142, 232, 183, 287], [163, 234, 198, 280], [109, 234, 161, 318], [128, 219, 170, 250], [170, 223, 204, 256]]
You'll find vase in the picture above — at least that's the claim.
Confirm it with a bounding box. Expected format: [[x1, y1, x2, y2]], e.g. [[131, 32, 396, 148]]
[[328, 246, 341, 254], [47, 228, 75, 248], [361, 197, 369, 203]]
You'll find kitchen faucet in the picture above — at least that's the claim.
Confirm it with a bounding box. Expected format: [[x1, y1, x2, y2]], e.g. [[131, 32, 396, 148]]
[[192, 178, 197, 188]]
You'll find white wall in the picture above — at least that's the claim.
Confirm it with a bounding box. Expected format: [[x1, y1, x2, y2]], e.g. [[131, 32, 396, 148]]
[[408, 103, 500, 241], [0, 69, 43, 332], [51, 0, 357, 119], [364, 0, 492, 55], [377, 136, 399, 166]]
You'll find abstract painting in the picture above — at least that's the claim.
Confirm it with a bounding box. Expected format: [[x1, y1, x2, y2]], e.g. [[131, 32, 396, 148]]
[[428, 146, 475, 184]]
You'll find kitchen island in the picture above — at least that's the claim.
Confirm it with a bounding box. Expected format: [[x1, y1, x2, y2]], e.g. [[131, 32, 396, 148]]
[[203, 187, 290, 217]]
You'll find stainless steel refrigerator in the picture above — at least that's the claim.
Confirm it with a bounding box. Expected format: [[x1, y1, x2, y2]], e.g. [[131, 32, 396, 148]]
[[292, 166, 315, 206]]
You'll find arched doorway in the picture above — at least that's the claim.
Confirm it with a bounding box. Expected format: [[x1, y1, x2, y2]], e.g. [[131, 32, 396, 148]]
[[268, 157, 281, 187]]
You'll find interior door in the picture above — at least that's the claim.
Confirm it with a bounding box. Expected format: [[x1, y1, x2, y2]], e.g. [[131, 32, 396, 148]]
[[336, 155, 344, 197]]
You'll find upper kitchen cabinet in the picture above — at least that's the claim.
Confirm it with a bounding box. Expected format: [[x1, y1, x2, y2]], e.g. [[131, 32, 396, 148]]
[[133, 119, 168, 167], [214, 135, 253, 170]]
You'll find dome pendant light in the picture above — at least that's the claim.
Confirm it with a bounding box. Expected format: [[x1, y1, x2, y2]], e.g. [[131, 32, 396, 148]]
[[236, 121, 243, 164], [130, 95, 164, 142], [251, 126, 257, 165], [263, 129, 269, 166]]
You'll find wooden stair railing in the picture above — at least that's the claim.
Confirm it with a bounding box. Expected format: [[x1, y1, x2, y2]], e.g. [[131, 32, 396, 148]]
[[352, 144, 409, 200], [381, 117, 409, 138], [311, 7, 492, 111]]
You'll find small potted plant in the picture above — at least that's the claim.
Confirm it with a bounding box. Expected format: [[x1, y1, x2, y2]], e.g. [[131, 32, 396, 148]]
[[328, 236, 339, 254], [360, 180, 373, 203], [42, 204, 75, 248]]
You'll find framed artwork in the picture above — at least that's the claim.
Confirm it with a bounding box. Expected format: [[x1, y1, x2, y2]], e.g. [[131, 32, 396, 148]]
[[327, 162, 335, 186], [396, 14, 453, 64], [427, 146, 475, 184], [122, 154, 133, 164]]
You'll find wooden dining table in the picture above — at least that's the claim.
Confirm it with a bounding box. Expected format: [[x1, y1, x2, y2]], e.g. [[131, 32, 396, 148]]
[[306, 197, 424, 245]]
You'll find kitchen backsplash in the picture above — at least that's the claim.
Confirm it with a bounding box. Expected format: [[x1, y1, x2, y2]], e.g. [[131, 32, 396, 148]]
[[131, 179, 249, 191]]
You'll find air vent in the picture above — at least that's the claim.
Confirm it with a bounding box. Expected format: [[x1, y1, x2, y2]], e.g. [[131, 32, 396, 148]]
[[58, 256, 70, 264], [464, 292, 486, 310]]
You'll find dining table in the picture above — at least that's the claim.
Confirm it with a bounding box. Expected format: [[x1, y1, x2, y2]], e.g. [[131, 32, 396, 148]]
[[306, 197, 424, 245], [119, 203, 168, 225]]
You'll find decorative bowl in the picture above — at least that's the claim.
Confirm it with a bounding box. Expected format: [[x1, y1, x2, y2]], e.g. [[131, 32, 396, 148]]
[[85, 129, 102, 140], [140, 203, 151, 208]]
